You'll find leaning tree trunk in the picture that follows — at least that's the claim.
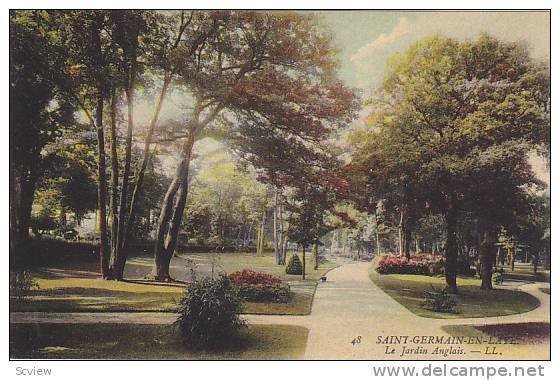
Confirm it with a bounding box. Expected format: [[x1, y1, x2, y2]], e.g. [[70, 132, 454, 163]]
[[480, 232, 497, 290], [152, 135, 195, 280], [123, 76, 172, 251], [444, 203, 458, 293]]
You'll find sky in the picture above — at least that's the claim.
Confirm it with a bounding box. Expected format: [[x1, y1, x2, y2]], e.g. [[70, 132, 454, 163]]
[[317, 11, 551, 184], [317, 11, 550, 90]]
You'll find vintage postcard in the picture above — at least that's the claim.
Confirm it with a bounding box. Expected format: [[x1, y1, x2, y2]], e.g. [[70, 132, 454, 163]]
[[7, 6, 551, 372]]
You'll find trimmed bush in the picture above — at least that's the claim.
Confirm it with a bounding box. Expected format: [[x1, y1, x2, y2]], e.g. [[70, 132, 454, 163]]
[[422, 285, 457, 313], [285, 254, 303, 275], [175, 275, 245, 349], [229, 269, 291, 303]]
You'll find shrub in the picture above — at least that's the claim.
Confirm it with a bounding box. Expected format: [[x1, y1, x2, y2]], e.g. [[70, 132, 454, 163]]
[[9, 271, 39, 300], [229, 269, 291, 303], [376, 254, 475, 277], [285, 254, 303, 275], [493, 268, 505, 284], [376, 254, 440, 276], [421, 285, 457, 313], [175, 275, 245, 349], [235, 283, 291, 303], [229, 269, 283, 286]]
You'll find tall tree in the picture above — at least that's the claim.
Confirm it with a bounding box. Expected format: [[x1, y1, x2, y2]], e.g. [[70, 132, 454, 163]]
[[150, 11, 357, 280], [53, 10, 120, 278], [9, 11, 75, 263], [106, 10, 159, 279], [352, 34, 549, 292]]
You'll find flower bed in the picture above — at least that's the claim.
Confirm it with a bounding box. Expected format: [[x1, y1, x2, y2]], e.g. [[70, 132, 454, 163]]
[[376, 253, 475, 277], [228, 269, 291, 303], [376, 254, 444, 276]]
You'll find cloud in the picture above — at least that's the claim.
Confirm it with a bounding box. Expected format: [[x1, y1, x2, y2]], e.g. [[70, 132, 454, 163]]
[[351, 11, 550, 89], [350, 17, 410, 62]]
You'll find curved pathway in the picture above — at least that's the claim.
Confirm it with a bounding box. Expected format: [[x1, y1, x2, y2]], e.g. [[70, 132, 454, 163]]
[[10, 262, 549, 360]]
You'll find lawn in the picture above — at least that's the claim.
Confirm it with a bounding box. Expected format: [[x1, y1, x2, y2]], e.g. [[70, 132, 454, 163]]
[[369, 269, 540, 319], [11, 251, 337, 315], [500, 263, 550, 283], [10, 323, 309, 359]]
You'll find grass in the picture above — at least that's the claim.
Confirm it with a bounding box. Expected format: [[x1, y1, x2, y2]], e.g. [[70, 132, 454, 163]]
[[540, 288, 550, 295], [10, 323, 309, 359], [10, 278, 184, 312], [501, 263, 550, 283], [369, 268, 540, 319], [11, 251, 337, 314], [442, 322, 550, 345]]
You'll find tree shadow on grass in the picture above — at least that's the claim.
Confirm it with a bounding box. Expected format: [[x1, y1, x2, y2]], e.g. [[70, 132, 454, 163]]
[[10, 323, 309, 360]]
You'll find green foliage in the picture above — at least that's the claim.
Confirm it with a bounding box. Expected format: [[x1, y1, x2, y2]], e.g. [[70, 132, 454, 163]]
[[10, 271, 39, 300], [421, 285, 457, 313], [350, 34, 550, 289], [175, 275, 246, 349], [235, 283, 291, 303], [285, 254, 303, 275], [493, 269, 505, 285], [184, 151, 270, 246]]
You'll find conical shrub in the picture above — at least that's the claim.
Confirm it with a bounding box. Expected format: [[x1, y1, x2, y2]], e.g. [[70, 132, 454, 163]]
[[285, 254, 303, 275]]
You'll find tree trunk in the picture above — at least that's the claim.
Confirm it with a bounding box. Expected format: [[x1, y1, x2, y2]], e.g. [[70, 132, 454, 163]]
[[274, 190, 280, 264], [112, 84, 134, 280], [480, 232, 496, 290], [258, 206, 266, 256], [313, 241, 319, 270], [256, 221, 262, 255], [302, 246, 306, 280], [123, 75, 172, 250], [533, 251, 539, 274], [108, 89, 120, 274], [278, 196, 285, 264], [509, 245, 515, 271], [94, 92, 110, 279], [152, 134, 195, 280], [331, 229, 338, 253], [403, 222, 411, 261], [444, 203, 458, 293], [283, 233, 289, 261], [397, 227, 403, 256], [11, 164, 38, 268]]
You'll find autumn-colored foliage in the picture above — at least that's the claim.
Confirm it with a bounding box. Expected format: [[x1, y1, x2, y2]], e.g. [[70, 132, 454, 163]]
[[228, 269, 283, 286]]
